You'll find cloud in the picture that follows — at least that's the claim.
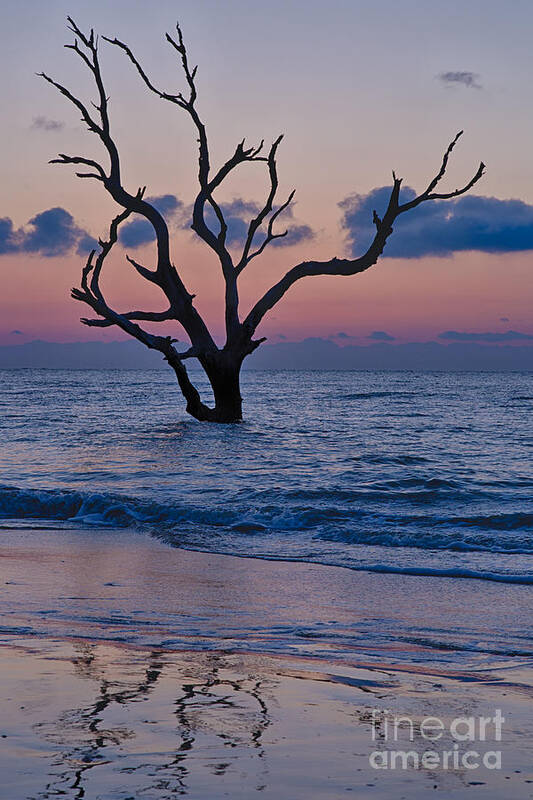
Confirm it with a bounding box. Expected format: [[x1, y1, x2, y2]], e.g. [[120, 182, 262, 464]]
[[202, 199, 259, 247], [0, 207, 97, 258], [199, 197, 315, 249], [368, 330, 396, 341], [0, 218, 15, 254], [438, 330, 533, 342], [270, 223, 315, 247], [10, 330, 24, 335], [335, 332, 351, 339], [31, 115, 65, 132], [0, 192, 312, 260], [76, 232, 100, 255], [220, 199, 259, 217], [437, 71, 482, 89], [340, 188, 533, 258], [500, 317, 510, 322], [118, 195, 183, 248]]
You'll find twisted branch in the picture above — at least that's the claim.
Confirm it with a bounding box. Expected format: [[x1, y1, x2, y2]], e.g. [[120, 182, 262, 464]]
[[72, 208, 168, 348], [235, 136, 295, 273], [81, 309, 174, 327], [244, 134, 485, 335], [41, 18, 217, 355], [104, 24, 294, 342]]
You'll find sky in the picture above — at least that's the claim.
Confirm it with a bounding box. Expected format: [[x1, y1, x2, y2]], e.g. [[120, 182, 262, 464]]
[[1, 0, 532, 347]]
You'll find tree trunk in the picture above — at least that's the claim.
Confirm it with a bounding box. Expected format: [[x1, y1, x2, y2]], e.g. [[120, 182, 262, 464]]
[[204, 356, 243, 423], [166, 349, 243, 423]]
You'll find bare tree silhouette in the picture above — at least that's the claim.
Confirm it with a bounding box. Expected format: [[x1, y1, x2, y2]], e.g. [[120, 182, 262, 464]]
[[41, 18, 485, 422]]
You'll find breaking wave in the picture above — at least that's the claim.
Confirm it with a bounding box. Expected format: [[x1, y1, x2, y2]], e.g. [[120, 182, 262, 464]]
[[2, 369, 532, 587], [2, 484, 533, 584]]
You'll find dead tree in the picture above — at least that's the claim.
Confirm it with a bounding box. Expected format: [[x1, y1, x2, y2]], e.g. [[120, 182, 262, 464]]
[[41, 19, 485, 422]]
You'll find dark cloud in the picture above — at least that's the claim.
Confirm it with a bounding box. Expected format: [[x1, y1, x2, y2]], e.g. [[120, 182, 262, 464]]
[[270, 223, 315, 247], [437, 71, 482, 90], [153, 195, 182, 216], [0, 208, 96, 258], [500, 317, 510, 322], [335, 332, 351, 339], [340, 188, 533, 258], [200, 197, 315, 248], [76, 232, 99, 255], [118, 219, 153, 248], [277, 333, 287, 340], [31, 115, 65, 132], [439, 330, 533, 342], [0, 193, 312, 259], [22, 209, 91, 257], [0, 218, 15, 254], [220, 199, 260, 217], [203, 199, 259, 247], [368, 330, 396, 341], [10, 330, 24, 335], [119, 195, 183, 248]]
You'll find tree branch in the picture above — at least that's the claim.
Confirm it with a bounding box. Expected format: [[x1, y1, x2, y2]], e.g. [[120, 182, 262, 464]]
[[49, 153, 106, 182], [398, 131, 485, 213], [42, 18, 217, 355], [105, 23, 282, 345], [105, 23, 243, 341], [38, 71, 102, 136], [105, 22, 313, 346], [244, 134, 485, 335], [125, 254, 159, 283], [72, 208, 165, 345], [101, 35, 187, 107], [237, 189, 296, 273], [72, 209, 215, 419], [189, 138, 269, 261], [80, 308, 174, 327], [236, 135, 291, 272]]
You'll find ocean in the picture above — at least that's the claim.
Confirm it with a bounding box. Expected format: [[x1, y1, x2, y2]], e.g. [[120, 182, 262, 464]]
[[1, 368, 533, 665], [2, 369, 532, 579]]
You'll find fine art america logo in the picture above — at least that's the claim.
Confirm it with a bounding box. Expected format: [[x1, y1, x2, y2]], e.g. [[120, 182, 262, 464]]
[[369, 709, 505, 771]]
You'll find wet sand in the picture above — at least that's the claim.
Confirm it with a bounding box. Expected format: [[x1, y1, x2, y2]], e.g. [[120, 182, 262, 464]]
[[1, 526, 533, 798]]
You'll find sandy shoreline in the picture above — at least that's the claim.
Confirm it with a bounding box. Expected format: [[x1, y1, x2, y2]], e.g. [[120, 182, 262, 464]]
[[1, 525, 533, 798]]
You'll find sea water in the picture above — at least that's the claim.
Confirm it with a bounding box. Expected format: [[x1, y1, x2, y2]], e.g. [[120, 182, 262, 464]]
[[1, 369, 532, 581], [1, 368, 533, 665]]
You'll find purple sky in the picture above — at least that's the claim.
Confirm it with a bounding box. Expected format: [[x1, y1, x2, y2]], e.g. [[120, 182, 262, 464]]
[[1, 0, 532, 345]]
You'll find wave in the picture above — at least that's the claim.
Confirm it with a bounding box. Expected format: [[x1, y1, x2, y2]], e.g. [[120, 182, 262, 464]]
[[243, 477, 480, 504], [450, 512, 533, 530], [1, 484, 532, 559], [0, 481, 473, 523], [321, 523, 533, 553], [0, 485, 199, 528], [307, 561, 533, 586]]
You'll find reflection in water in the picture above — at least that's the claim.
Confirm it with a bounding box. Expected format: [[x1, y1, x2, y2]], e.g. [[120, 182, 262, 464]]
[[32, 643, 272, 798], [4, 637, 532, 799]]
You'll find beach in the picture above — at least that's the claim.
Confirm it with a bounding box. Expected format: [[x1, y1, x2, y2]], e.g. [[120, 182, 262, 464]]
[[2, 525, 533, 799], [2, 0, 533, 791], [1, 367, 532, 797]]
